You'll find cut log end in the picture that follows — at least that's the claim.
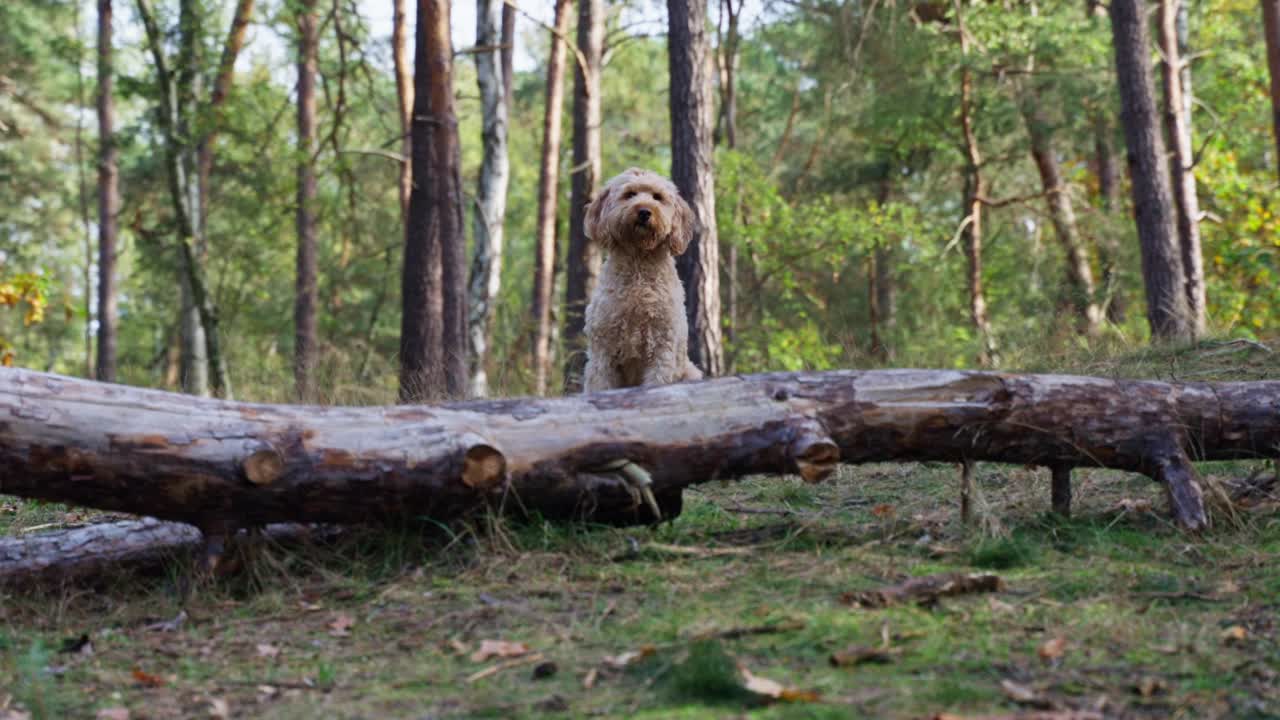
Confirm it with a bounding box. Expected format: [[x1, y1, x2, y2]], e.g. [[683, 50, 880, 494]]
[[789, 420, 839, 484], [462, 444, 507, 491], [243, 447, 285, 486]]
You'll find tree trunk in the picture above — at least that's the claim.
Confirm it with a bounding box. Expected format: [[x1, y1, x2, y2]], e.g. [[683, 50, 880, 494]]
[[467, 0, 511, 398], [95, 0, 118, 384], [400, 0, 468, 402], [136, 0, 232, 400], [1158, 0, 1206, 338], [1091, 112, 1127, 324], [196, 0, 254, 241], [501, 1, 515, 107], [562, 0, 604, 392], [1022, 100, 1103, 337], [9, 366, 1276, 534], [1264, 0, 1280, 182], [295, 0, 319, 400], [955, 0, 997, 366], [668, 0, 723, 377], [716, 0, 740, 149], [1109, 0, 1193, 341], [532, 0, 572, 397], [868, 169, 895, 362], [392, 0, 414, 220]]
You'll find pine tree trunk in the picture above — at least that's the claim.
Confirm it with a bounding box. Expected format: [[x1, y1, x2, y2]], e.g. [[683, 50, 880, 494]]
[[562, 0, 604, 393], [196, 0, 254, 241], [393, 0, 413, 220], [1109, 0, 1193, 340], [1265, 0, 1280, 182], [1158, 0, 1206, 337], [501, 2, 515, 107], [467, 0, 511, 398], [400, 0, 468, 402], [294, 0, 319, 400], [532, 0, 571, 396], [669, 0, 723, 377], [868, 170, 895, 362], [1022, 101, 1103, 336], [95, 0, 118, 383]]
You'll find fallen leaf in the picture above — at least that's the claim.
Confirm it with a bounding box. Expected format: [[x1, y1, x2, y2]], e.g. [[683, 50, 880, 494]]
[[1216, 579, 1241, 594], [131, 668, 165, 688], [999, 679, 1047, 707], [1037, 636, 1067, 664], [1133, 676, 1167, 697], [739, 665, 820, 703], [446, 639, 468, 655], [95, 709, 129, 720], [843, 572, 1005, 608], [207, 698, 229, 720], [1222, 625, 1248, 644], [257, 685, 278, 698], [466, 652, 545, 683], [1115, 498, 1153, 514], [582, 668, 599, 689], [255, 644, 280, 659], [469, 639, 530, 663], [328, 614, 355, 638], [987, 597, 1016, 614], [829, 645, 893, 667], [871, 503, 896, 518], [601, 645, 656, 670]]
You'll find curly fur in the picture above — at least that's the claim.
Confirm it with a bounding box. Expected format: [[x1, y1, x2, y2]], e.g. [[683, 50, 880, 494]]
[[582, 168, 703, 392]]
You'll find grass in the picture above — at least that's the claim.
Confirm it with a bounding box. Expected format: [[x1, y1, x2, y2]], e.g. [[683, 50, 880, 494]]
[[2, 338, 1280, 718]]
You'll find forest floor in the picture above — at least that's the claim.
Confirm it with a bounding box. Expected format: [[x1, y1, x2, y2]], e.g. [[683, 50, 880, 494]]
[[2, 341, 1280, 719]]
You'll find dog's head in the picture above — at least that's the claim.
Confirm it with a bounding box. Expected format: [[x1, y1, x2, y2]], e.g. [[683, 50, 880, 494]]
[[584, 168, 696, 257]]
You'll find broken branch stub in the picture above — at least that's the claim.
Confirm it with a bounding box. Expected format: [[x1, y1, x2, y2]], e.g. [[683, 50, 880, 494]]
[[4, 368, 1279, 533]]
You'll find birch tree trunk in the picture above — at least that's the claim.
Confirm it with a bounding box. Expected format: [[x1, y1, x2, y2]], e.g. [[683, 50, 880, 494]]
[[393, 0, 413, 220], [669, 0, 723, 377], [1158, 0, 1206, 338], [532, 0, 572, 396], [1264, 0, 1280, 182], [467, 0, 511, 398], [562, 0, 604, 392], [95, 0, 119, 383], [1109, 0, 1193, 340], [1022, 100, 1103, 336], [295, 0, 319, 400], [400, 0, 468, 402]]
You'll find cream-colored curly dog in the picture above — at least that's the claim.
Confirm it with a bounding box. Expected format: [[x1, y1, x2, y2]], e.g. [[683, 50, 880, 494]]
[[583, 168, 704, 392]]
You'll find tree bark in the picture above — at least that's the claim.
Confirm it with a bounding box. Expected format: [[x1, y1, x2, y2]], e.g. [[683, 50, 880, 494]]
[[1109, 0, 1193, 341], [400, 0, 468, 402], [1158, 0, 1206, 338], [1022, 100, 1103, 336], [467, 0, 511, 398], [295, 0, 319, 400], [196, 0, 254, 240], [1091, 111, 1127, 324], [868, 169, 895, 362], [532, 0, 572, 397], [8, 366, 1276, 533], [393, 0, 414, 220], [96, 0, 119, 384], [715, 0, 740, 149], [955, 0, 997, 366], [501, 1, 515, 108], [668, 0, 723, 377], [562, 0, 604, 393], [1265, 0, 1280, 182]]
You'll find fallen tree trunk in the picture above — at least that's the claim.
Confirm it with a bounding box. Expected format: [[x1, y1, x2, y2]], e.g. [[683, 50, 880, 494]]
[[3, 368, 1278, 536]]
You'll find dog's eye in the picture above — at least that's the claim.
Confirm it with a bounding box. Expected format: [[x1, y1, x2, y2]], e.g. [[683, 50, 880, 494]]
[[623, 191, 636, 199], [652, 193, 664, 202]]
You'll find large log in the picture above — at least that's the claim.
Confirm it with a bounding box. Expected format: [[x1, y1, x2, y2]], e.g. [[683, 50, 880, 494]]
[[3, 368, 1278, 534]]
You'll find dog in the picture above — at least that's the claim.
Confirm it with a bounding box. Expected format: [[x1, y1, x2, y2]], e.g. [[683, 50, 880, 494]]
[[582, 168, 703, 392]]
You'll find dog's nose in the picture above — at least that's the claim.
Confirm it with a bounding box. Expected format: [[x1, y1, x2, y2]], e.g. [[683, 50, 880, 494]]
[[636, 208, 651, 224]]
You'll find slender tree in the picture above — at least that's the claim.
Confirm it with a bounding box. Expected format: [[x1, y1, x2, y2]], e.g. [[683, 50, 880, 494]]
[[532, 0, 571, 396], [954, 0, 997, 366], [868, 164, 895, 362], [400, 0, 467, 401], [294, 0, 319, 399], [716, 0, 742, 367], [668, 0, 722, 376], [562, 0, 604, 392], [1109, 0, 1193, 340], [95, 0, 118, 383], [1085, 0, 1125, 324], [501, 1, 515, 107], [1022, 98, 1103, 336], [198, 0, 254, 239], [1265, 0, 1280, 181], [467, 0, 511, 397], [392, 0, 413, 219], [1158, 0, 1206, 336]]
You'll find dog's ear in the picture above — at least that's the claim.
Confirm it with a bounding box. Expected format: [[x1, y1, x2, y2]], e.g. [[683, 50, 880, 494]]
[[584, 185, 611, 241], [668, 191, 696, 256]]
